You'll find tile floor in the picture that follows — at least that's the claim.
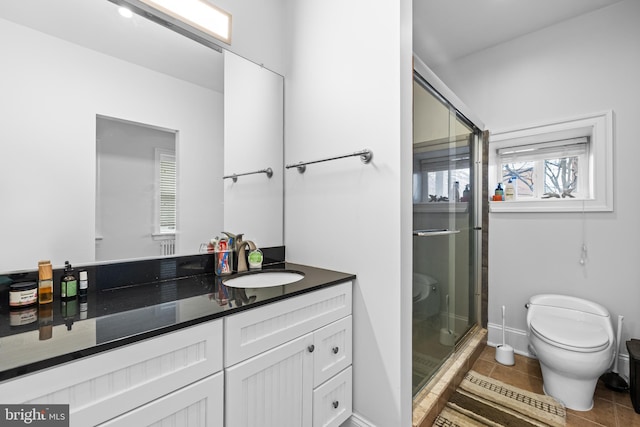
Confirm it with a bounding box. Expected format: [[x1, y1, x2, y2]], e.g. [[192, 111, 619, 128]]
[[471, 346, 640, 427]]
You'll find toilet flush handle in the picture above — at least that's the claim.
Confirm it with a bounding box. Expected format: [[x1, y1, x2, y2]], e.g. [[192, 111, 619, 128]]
[[524, 303, 531, 309]]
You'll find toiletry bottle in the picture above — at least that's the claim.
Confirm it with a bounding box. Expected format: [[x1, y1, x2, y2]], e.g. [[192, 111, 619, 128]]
[[462, 184, 470, 202], [453, 181, 460, 202], [79, 270, 88, 296], [494, 183, 504, 201], [60, 261, 78, 300], [248, 248, 264, 270], [505, 177, 515, 201], [38, 260, 53, 304]]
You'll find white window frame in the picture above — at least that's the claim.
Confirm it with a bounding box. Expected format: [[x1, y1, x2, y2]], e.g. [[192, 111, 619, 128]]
[[489, 110, 613, 213]]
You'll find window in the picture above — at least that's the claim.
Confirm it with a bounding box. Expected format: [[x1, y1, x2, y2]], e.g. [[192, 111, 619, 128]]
[[414, 148, 470, 203], [498, 137, 588, 200], [157, 149, 176, 233], [489, 111, 613, 212]]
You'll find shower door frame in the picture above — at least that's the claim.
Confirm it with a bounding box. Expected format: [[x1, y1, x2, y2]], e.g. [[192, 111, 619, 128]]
[[412, 58, 486, 396]]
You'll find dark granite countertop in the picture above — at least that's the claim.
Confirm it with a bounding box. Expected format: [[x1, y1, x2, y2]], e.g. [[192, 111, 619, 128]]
[[0, 258, 354, 383]]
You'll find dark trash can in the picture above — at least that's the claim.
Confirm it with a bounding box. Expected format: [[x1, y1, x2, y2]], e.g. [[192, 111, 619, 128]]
[[626, 339, 640, 413]]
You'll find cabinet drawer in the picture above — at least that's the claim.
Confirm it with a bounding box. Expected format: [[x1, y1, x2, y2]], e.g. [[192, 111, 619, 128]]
[[0, 320, 223, 427], [312, 366, 352, 427], [99, 371, 224, 427], [225, 281, 352, 367], [313, 316, 352, 387]]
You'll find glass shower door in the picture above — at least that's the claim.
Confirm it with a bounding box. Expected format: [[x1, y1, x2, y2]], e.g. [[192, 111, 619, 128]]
[[412, 74, 479, 395]]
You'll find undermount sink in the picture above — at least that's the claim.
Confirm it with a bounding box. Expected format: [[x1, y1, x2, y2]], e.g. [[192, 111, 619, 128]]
[[222, 271, 305, 288]]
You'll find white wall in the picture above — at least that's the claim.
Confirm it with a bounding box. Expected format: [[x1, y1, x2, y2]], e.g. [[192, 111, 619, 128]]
[[96, 119, 175, 261], [224, 51, 284, 248], [214, 0, 287, 76], [0, 18, 223, 271], [283, 1, 413, 426], [431, 0, 640, 374]]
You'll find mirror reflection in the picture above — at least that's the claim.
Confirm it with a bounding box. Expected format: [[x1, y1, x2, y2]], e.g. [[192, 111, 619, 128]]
[[0, 0, 283, 271]]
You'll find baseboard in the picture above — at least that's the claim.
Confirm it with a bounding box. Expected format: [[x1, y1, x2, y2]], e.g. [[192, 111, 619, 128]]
[[486, 322, 531, 356], [486, 322, 631, 380], [341, 413, 376, 427]]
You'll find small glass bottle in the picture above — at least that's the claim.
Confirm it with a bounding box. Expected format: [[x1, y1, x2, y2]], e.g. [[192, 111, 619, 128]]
[[38, 260, 53, 304], [79, 270, 88, 296], [61, 261, 78, 300], [452, 181, 460, 202]]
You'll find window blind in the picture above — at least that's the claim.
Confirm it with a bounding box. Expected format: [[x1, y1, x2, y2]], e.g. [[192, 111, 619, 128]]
[[498, 137, 588, 163], [159, 152, 176, 232]]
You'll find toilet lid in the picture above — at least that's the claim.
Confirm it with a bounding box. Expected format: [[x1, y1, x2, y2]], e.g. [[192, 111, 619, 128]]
[[530, 315, 609, 352]]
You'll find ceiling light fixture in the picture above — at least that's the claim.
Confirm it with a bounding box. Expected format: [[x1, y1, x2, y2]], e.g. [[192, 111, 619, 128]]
[[118, 7, 134, 18], [138, 0, 231, 44]]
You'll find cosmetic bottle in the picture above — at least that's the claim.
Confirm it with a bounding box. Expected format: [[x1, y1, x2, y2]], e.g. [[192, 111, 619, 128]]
[[79, 270, 88, 296], [248, 249, 264, 270], [493, 183, 504, 201], [452, 181, 460, 202], [38, 260, 53, 304], [462, 184, 471, 202], [505, 177, 515, 201], [61, 261, 78, 300]]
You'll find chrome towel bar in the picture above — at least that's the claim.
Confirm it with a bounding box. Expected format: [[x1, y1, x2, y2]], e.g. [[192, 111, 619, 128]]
[[413, 229, 461, 237], [286, 149, 373, 173], [223, 167, 273, 182]]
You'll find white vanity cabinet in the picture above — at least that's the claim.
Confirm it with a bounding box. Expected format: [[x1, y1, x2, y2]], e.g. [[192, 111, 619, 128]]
[[0, 319, 224, 427], [224, 281, 353, 427]]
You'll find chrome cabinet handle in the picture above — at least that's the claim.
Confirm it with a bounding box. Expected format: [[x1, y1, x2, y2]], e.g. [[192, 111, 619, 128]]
[[332, 401, 339, 409], [332, 346, 339, 354], [307, 345, 315, 353]]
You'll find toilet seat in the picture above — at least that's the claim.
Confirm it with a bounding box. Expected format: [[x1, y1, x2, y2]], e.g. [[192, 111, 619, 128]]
[[530, 315, 609, 353]]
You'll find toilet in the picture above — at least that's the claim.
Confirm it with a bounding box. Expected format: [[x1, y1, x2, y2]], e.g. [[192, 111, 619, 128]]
[[413, 273, 439, 318], [526, 294, 615, 411]]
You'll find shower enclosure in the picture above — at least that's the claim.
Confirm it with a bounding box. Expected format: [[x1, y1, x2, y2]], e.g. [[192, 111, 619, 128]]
[[412, 71, 482, 395]]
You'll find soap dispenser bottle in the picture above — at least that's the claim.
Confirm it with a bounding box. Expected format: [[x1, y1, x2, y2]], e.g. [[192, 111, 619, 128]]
[[494, 183, 504, 201], [462, 184, 471, 202], [61, 261, 78, 300], [505, 177, 515, 201]]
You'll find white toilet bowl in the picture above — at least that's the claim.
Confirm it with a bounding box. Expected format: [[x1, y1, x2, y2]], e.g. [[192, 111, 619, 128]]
[[526, 294, 615, 411]]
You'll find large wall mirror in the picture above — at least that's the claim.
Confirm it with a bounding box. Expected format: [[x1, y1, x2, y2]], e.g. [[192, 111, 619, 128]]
[[0, 0, 284, 272]]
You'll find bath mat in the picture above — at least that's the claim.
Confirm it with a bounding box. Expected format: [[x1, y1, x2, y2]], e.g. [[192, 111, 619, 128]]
[[433, 370, 566, 427]]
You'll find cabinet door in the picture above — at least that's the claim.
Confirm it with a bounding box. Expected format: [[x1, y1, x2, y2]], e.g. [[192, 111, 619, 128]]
[[313, 316, 352, 387], [99, 372, 223, 427], [226, 333, 314, 427]]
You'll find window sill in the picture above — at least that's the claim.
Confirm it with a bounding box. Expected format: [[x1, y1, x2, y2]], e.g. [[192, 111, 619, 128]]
[[490, 198, 612, 213]]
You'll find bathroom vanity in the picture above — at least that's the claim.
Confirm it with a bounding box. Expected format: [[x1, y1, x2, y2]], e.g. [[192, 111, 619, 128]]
[[0, 256, 354, 427]]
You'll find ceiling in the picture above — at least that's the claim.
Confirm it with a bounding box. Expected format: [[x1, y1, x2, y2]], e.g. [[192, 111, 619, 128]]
[[413, 0, 625, 68], [1, 0, 625, 90], [0, 0, 223, 91]]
